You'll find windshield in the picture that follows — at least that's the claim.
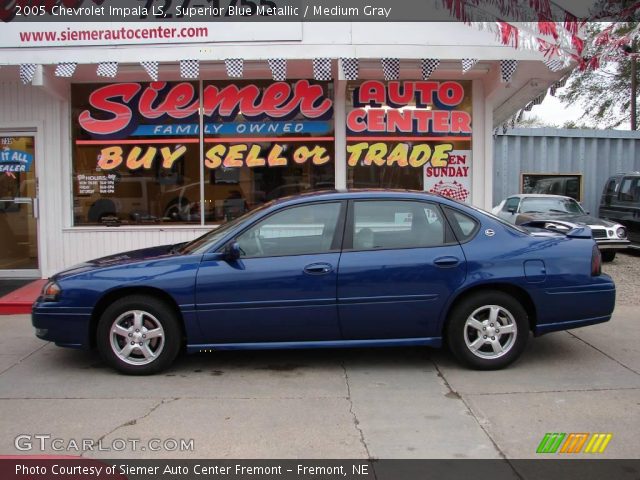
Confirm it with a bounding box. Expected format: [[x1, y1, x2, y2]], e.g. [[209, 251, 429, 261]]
[[179, 204, 269, 255], [520, 197, 584, 215]]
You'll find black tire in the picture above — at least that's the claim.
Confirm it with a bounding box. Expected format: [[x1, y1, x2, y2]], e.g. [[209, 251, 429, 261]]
[[446, 291, 529, 370], [96, 295, 182, 375], [601, 250, 616, 262]]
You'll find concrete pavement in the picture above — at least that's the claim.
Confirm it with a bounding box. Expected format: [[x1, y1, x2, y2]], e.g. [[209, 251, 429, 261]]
[[0, 304, 638, 460]]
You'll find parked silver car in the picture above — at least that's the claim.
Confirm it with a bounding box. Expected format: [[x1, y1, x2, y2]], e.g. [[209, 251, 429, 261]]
[[493, 194, 629, 262]]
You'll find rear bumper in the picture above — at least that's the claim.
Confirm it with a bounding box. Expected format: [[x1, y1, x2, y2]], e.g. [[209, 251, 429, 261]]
[[31, 304, 92, 349], [535, 315, 611, 336], [533, 277, 615, 336]]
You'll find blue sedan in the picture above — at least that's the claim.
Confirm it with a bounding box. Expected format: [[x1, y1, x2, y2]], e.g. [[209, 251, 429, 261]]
[[32, 190, 615, 374]]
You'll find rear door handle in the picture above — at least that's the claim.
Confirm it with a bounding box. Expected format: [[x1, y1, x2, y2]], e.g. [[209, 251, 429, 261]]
[[434, 256, 461, 268], [304, 263, 333, 275]]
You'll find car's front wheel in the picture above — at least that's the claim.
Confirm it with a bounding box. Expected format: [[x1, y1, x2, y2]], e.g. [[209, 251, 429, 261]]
[[96, 295, 181, 375], [447, 292, 529, 370]]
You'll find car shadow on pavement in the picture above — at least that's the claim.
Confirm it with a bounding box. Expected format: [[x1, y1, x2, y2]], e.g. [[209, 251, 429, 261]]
[[34, 331, 580, 377]]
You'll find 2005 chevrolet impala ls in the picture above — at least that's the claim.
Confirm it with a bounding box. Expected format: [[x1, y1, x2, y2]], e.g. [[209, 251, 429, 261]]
[[32, 190, 615, 374]]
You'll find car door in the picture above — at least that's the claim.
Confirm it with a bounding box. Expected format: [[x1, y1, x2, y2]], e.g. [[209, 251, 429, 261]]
[[615, 176, 640, 243], [337, 199, 467, 340], [195, 201, 346, 344]]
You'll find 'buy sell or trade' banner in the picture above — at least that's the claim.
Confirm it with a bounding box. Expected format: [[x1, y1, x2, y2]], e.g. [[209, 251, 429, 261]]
[[73, 80, 334, 172], [347, 80, 472, 203]]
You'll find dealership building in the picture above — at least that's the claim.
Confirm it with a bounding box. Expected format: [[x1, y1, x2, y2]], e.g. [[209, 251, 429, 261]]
[[0, 19, 571, 278]]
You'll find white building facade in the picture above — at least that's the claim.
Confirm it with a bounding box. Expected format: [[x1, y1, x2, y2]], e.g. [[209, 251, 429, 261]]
[[0, 22, 567, 278]]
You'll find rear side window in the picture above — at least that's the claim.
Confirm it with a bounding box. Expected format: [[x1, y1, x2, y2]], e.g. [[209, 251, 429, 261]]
[[352, 200, 446, 250], [443, 207, 479, 242]]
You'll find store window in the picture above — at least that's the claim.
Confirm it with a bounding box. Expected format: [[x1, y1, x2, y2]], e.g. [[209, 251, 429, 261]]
[[72, 82, 201, 225], [71, 80, 335, 226], [346, 80, 473, 203], [202, 80, 335, 224]]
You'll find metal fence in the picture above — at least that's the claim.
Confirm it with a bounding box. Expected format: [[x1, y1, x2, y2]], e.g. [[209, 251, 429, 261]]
[[493, 128, 640, 216]]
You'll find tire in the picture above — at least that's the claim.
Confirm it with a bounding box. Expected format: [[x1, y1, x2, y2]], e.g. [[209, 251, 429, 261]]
[[96, 295, 182, 375], [446, 291, 529, 370], [601, 250, 616, 262]]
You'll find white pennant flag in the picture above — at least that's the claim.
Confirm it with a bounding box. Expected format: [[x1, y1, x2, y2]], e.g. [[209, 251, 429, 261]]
[[462, 58, 478, 74], [340, 58, 359, 80], [268, 58, 287, 81], [97, 62, 118, 78], [500, 60, 518, 83], [312, 58, 332, 81], [225, 58, 244, 78], [141, 61, 159, 81], [55, 62, 77, 78], [381, 58, 400, 81], [19, 64, 37, 84], [180, 60, 199, 79], [421, 59, 439, 80]]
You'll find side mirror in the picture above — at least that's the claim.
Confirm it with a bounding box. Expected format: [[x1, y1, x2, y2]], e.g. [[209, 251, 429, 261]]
[[224, 241, 241, 261], [508, 207, 517, 214]]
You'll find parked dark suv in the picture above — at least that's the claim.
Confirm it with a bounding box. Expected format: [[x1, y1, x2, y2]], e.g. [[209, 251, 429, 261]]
[[599, 172, 640, 248]]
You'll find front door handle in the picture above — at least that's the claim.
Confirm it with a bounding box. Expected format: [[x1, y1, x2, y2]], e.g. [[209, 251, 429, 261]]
[[303, 263, 333, 275], [434, 256, 461, 268]]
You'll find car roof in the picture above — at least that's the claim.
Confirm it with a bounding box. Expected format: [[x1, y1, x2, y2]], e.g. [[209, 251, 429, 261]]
[[268, 188, 448, 206], [508, 194, 574, 200]]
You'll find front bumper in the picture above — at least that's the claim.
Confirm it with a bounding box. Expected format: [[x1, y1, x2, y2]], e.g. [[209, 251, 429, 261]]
[[32, 303, 93, 349], [595, 239, 631, 250]]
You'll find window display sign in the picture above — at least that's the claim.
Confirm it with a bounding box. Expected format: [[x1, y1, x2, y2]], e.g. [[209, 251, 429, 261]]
[[346, 80, 472, 202], [1, 137, 34, 174], [424, 149, 472, 203], [72, 80, 334, 226]]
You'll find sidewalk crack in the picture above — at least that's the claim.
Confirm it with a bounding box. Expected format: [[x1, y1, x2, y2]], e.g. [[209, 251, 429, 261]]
[[431, 360, 524, 480], [81, 397, 179, 457], [568, 331, 640, 376], [341, 362, 373, 461]]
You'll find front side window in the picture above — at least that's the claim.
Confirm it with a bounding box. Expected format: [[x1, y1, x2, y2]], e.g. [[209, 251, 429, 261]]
[[502, 197, 520, 213], [352, 200, 446, 250], [236, 202, 341, 258]]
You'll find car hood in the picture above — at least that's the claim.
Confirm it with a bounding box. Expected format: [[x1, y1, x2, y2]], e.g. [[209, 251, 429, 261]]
[[53, 243, 185, 280], [518, 212, 616, 228]]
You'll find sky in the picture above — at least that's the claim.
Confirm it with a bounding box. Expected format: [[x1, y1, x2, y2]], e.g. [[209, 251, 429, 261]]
[[530, 93, 587, 128]]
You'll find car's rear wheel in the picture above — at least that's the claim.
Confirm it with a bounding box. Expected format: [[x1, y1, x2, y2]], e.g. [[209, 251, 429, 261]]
[[601, 250, 616, 262], [447, 292, 529, 370], [97, 295, 181, 375]]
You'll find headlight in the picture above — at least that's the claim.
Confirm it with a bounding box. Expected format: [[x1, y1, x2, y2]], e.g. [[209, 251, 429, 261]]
[[616, 227, 627, 239], [42, 281, 61, 302]]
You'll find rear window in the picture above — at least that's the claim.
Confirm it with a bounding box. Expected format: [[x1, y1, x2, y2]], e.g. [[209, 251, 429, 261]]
[[443, 207, 479, 242]]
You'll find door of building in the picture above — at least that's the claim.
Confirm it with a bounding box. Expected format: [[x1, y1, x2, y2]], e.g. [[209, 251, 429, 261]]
[[0, 133, 39, 278]]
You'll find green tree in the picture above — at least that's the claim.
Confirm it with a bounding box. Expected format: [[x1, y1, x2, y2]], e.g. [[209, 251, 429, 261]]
[[559, 22, 639, 129]]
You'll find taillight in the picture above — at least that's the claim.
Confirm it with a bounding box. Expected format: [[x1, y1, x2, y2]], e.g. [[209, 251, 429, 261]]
[[591, 245, 601, 276]]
